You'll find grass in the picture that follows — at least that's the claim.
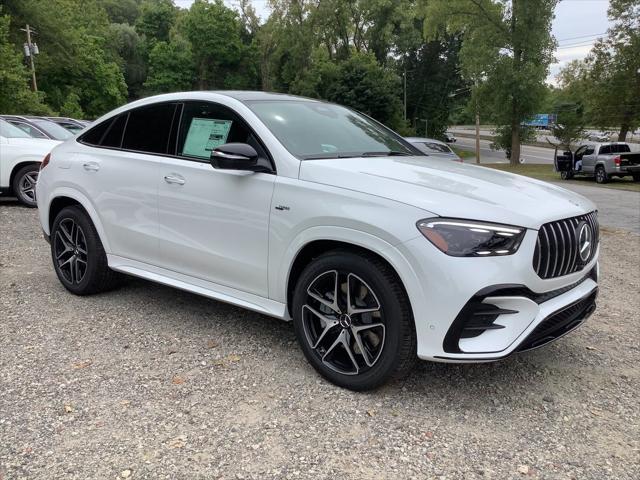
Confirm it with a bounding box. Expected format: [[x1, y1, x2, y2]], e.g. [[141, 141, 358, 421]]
[[452, 147, 476, 159], [481, 163, 640, 192]]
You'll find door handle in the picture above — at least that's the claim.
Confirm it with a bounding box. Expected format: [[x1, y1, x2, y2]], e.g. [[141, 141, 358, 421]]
[[83, 162, 100, 172], [164, 174, 185, 185]]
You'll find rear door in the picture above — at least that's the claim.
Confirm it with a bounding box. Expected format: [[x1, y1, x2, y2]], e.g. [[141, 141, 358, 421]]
[[156, 101, 276, 297], [74, 103, 179, 265]]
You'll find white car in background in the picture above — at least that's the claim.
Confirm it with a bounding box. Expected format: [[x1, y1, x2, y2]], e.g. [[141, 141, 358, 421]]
[[0, 119, 60, 206], [405, 137, 462, 161], [37, 92, 599, 390]]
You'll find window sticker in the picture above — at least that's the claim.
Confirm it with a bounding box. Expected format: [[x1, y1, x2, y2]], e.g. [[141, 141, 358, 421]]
[[182, 118, 233, 159]]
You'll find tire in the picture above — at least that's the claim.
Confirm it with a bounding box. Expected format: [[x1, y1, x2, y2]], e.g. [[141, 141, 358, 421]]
[[560, 171, 573, 180], [12, 164, 39, 207], [595, 166, 609, 184], [50, 206, 123, 295], [292, 249, 417, 391], [632, 174, 640, 182]]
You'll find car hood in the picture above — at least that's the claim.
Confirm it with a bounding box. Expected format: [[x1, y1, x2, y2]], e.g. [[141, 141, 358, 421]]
[[298, 156, 596, 229], [7, 137, 61, 151]]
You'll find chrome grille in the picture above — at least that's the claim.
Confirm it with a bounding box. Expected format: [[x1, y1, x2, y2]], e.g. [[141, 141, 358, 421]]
[[533, 211, 599, 279]]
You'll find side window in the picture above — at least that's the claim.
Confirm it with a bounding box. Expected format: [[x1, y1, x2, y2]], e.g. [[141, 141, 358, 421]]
[[598, 145, 610, 155], [80, 118, 114, 146], [101, 114, 128, 148], [12, 121, 47, 139], [177, 101, 268, 162], [584, 146, 595, 155], [122, 103, 177, 154], [574, 146, 586, 157]]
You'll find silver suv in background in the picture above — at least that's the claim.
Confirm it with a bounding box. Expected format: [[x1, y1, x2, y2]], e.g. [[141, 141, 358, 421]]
[[555, 142, 640, 183]]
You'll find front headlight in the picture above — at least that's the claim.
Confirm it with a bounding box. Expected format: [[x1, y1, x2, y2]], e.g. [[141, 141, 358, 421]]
[[417, 218, 526, 257]]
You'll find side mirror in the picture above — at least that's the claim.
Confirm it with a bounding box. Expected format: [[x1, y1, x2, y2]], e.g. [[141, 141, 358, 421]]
[[210, 143, 258, 170]]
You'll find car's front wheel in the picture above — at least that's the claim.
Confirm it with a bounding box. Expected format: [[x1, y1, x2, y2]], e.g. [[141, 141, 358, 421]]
[[292, 250, 416, 391], [12, 164, 39, 207], [560, 170, 573, 180], [51, 206, 123, 295]]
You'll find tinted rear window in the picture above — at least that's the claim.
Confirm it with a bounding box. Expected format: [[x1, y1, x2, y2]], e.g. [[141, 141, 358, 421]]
[[101, 114, 128, 148], [122, 103, 177, 154], [80, 118, 113, 145]]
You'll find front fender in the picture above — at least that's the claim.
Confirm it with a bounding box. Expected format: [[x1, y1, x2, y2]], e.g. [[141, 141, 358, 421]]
[[271, 225, 422, 322]]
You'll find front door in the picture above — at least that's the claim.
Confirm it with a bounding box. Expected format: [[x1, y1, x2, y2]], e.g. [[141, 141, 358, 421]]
[[156, 101, 276, 297]]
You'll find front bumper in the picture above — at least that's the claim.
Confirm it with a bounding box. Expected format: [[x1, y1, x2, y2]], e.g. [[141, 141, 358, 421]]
[[396, 228, 599, 361]]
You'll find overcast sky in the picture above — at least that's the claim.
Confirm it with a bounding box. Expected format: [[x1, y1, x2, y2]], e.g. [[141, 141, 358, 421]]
[[174, 0, 612, 85]]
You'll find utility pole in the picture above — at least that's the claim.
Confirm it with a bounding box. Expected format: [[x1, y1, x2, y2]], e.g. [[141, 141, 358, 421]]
[[403, 69, 407, 121], [20, 24, 39, 92], [475, 101, 480, 164]]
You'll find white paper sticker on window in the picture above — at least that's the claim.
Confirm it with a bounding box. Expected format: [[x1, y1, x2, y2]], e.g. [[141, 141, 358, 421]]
[[182, 118, 232, 159]]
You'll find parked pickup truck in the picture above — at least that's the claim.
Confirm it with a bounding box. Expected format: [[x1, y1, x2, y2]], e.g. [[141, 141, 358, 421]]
[[555, 142, 640, 184]]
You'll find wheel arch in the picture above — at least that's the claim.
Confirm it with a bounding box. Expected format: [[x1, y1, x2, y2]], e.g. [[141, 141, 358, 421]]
[[281, 230, 421, 325], [9, 161, 40, 192], [46, 189, 111, 253]]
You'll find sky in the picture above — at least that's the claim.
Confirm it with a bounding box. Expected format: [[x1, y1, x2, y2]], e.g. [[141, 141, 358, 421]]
[[174, 0, 612, 85]]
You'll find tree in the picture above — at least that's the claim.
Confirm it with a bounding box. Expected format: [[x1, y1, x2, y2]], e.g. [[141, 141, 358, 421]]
[[292, 51, 405, 130], [4, 0, 128, 118], [0, 9, 50, 114], [422, 0, 557, 165], [180, 0, 247, 89], [587, 0, 639, 140], [135, 0, 176, 45], [144, 36, 195, 93]]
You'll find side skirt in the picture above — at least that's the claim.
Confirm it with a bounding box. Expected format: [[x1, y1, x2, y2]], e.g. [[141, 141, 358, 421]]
[[107, 254, 289, 320]]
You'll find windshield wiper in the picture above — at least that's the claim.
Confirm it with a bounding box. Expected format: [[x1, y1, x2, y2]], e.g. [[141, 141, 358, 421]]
[[361, 150, 413, 157]]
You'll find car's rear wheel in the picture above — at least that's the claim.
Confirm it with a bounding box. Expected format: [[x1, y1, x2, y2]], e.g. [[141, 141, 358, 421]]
[[51, 206, 123, 295], [292, 250, 416, 391], [595, 166, 609, 184], [12, 164, 39, 207]]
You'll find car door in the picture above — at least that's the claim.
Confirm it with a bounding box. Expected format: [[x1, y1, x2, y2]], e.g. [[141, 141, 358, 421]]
[[156, 101, 276, 297], [73, 103, 179, 265], [581, 145, 598, 173]]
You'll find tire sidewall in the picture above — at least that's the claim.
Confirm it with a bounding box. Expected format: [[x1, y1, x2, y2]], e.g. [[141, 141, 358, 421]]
[[51, 207, 101, 294], [292, 251, 410, 390], [595, 167, 607, 184], [12, 165, 39, 207]]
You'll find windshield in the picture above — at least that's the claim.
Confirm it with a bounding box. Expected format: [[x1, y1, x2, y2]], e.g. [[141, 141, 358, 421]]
[[0, 119, 32, 138], [31, 119, 74, 140], [246, 100, 417, 159]]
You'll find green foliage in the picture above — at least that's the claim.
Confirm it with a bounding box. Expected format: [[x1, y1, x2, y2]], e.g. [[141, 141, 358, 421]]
[[135, 0, 176, 44], [180, 0, 250, 89], [144, 37, 195, 93], [550, 104, 585, 151], [0, 10, 50, 115], [422, 0, 557, 164], [293, 51, 405, 130]]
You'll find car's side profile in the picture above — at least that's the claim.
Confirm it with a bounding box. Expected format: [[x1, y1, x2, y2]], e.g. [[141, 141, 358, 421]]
[[37, 92, 600, 390], [0, 119, 60, 206]]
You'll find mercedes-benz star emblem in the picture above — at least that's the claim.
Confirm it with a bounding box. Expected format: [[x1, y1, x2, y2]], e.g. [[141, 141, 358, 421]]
[[577, 221, 592, 263]]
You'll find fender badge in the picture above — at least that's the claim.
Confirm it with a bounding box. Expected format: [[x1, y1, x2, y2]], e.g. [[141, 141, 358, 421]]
[[275, 205, 290, 211]]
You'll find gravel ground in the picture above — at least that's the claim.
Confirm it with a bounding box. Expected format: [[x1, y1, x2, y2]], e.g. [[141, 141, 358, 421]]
[[1, 200, 639, 480]]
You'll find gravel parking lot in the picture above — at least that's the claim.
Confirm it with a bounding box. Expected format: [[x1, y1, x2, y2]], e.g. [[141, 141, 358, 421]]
[[1, 200, 639, 480]]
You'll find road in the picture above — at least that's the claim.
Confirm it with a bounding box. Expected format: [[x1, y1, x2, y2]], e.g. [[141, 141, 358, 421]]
[[450, 126, 640, 146], [554, 182, 640, 234], [454, 135, 557, 164]]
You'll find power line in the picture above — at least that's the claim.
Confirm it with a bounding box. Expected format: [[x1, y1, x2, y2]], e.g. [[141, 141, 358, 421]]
[[556, 32, 607, 42]]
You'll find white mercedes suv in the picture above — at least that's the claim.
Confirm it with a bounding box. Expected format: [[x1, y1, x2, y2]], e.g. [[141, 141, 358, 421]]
[[36, 92, 599, 390]]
